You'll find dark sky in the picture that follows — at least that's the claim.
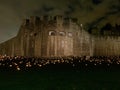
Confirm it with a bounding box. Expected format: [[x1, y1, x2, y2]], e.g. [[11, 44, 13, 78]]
[[0, 0, 120, 43]]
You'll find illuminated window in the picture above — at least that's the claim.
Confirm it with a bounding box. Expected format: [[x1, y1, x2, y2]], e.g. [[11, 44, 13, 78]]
[[49, 31, 56, 36], [59, 32, 65, 36], [30, 33, 33, 36], [68, 32, 72, 37]]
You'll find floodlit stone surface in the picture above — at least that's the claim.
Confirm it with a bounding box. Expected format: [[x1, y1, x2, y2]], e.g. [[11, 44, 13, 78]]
[[0, 15, 120, 57]]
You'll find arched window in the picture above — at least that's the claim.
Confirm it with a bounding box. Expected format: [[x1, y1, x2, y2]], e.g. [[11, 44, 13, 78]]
[[30, 33, 33, 36], [68, 32, 72, 37], [49, 31, 56, 36], [59, 32, 65, 36]]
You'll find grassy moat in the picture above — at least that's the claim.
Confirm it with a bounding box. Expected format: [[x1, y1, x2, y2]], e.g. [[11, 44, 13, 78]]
[[0, 56, 120, 90], [1, 70, 120, 90]]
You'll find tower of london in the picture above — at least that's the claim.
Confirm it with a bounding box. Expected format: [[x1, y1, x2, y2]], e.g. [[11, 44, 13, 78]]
[[0, 15, 120, 57]]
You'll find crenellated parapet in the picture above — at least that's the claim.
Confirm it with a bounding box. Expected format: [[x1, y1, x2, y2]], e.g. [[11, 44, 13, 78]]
[[21, 15, 79, 28]]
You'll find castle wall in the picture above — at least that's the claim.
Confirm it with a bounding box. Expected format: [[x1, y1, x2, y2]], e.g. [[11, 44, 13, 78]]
[[47, 36, 73, 57], [0, 16, 93, 57], [0, 37, 16, 57], [93, 36, 120, 56], [35, 32, 41, 57], [80, 30, 92, 56]]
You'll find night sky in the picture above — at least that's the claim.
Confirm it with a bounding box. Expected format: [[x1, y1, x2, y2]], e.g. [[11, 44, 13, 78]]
[[0, 0, 120, 43]]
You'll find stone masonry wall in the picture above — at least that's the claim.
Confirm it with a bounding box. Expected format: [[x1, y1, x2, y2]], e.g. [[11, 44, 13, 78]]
[[0, 15, 92, 57]]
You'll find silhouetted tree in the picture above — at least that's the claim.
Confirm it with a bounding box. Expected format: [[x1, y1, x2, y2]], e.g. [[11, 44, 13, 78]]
[[115, 24, 120, 31], [101, 23, 113, 30], [100, 23, 113, 35]]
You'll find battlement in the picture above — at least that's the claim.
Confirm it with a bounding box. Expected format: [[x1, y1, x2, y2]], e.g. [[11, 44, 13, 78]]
[[22, 15, 79, 26], [22, 19, 30, 26], [93, 35, 120, 40]]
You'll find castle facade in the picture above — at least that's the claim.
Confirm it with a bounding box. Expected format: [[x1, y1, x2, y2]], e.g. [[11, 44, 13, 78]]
[[0, 15, 120, 57]]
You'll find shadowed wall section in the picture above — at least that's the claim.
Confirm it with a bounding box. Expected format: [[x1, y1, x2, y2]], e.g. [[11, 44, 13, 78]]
[[93, 36, 120, 56]]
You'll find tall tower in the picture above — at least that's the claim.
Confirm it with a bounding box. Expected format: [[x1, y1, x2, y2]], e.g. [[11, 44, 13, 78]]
[[0, 15, 92, 57]]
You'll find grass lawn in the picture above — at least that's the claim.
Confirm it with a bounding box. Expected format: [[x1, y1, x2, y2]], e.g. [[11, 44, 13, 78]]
[[0, 70, 120, 90]]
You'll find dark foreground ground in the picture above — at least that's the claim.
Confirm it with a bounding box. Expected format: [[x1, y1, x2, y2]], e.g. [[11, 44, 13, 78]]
[[0, 69, 120, 90], [1, 56, 120, 90]]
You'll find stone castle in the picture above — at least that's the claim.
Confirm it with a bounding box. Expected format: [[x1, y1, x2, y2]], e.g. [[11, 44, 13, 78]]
[[0, 15, 120, 57]]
